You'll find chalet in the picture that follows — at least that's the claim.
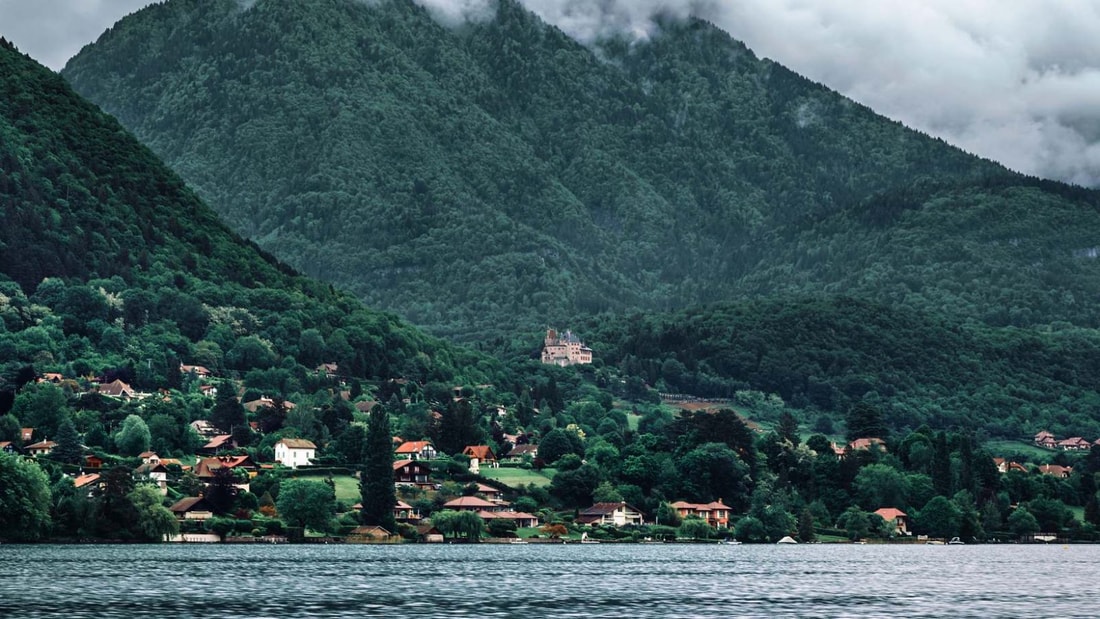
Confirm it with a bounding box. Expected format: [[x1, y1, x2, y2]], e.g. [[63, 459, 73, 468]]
[[478, 510, 539, 529], [442, 496, 502, 512], [1034, 431, 1057, 449], [198, 384, 218, 398], [393, 459, 432, 488], [873, 508, 910, 535], [84, 454, 104, 469], [670, 500, 732, 529], [0, 441, 15, 453], [202, 434, 236, 454], [25, 440, 57, 457], [194, 455, 257, 491], [180, 364, 211, 378], [576, 502, 645, 527], [20, 427, 34, 442], [1039, 464, 1073, 478], [134, 461, 169, 494], [395, 440, 437, 461], [316, 363, 339, 377], [504, 444, 539, 464], [139, 451, 160, 464], [541, 329, 593, 366], [38, 372, 64, 383], [169, 497, 215, 521], [1057, 437, 1091, 451], [73, 473, 102, 496], [274, 438, 316, 469], [98, 379, 136, 399], [242, 396, 297, 413], [462, 445, 498, 474]]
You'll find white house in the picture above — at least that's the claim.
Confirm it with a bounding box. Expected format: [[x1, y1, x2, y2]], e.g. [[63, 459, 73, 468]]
[[274, 438, 316, 469]]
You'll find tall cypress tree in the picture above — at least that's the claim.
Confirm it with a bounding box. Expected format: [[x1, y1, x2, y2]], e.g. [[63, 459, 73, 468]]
[[359, 405, 396, 532], [932, 431, 953, 497]]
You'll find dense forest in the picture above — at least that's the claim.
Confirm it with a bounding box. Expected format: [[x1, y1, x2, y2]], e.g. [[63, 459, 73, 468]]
[[61, 0, 1100, 343]]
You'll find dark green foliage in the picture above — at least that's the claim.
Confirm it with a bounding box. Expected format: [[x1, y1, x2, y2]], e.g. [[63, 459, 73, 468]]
[[587, 297, 1100, 438], [52, 416, 83, 465], [0, 451, 52, 540], [276, 478, 336, 533], [359, 406, 396, 531], [59, 0, 1100, 346]]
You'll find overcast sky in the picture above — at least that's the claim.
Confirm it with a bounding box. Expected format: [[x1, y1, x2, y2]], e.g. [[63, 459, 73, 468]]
[[2, 0, 1099, 187]]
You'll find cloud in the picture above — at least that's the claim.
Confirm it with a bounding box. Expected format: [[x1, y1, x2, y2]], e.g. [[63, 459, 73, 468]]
[[413, 0, 497, 27], [0, 0, 152, 71], [1, 0, 1097, 186]]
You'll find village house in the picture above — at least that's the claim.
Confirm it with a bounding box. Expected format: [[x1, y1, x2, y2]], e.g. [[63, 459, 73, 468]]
[[25, 439, 57, 457], [168, 497, 215, 521], [670, 500, 732, 529], [179, 364, 211, 378], [473, 483, 506, 504], [194, 455, 257, 491], [315, 363, 339, 377], [242, 396, 296, 413], [992, 457, 1028, 474], [274, 438, 316, 469], [462, 445, 498, 474], [202, 434, 236, 454], [848, 437, 887, 453], [478, 510, 539, 529], [576, 502, 645, 527], [134, 461, 169, 494], [1034, 431, 1057, 449], [73, 473, 102, 496], [394, 500, 421, 524], [98, 378, 136, 399], [1057, 437, 1091, 451], [503, 444, 538, 464], [1038, 464, 1073, 478], [20, 427, 34, 442], [189, 419, 221, 439], [873, 507, 910, 535], [540, 328, 593, 366], [395, 440, 437, 461], [346, 526, 397, 543], [0, 441, 15, 453], [442, 496, 503, 513], [38, 372, 64, 383], [393, 459, 432, 489]]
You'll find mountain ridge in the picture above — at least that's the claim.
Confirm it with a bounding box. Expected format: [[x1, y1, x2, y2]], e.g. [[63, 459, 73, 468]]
[[60, 0, 1100, 342]]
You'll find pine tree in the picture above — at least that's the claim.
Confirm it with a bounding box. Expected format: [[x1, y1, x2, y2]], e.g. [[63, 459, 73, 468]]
[[359, 405, 396, 531], [53, 416, 83, 465]]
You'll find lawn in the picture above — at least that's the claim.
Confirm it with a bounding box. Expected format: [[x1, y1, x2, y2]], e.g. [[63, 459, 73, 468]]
[[984, 439, 1055, 461], [480, 467, 555, 488], [294, 474, 361, 503]]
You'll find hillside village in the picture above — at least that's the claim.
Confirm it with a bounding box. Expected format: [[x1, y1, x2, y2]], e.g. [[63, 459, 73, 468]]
[[4, 353, 1100, 545]]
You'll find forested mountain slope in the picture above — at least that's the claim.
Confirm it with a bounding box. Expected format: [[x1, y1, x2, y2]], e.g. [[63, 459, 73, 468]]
[[61, 0, 1100, 340], [0, 38, 493, 390]]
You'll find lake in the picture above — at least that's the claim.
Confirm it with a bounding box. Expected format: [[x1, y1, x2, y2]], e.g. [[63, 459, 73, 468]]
[[1, 543, 1097, 617]]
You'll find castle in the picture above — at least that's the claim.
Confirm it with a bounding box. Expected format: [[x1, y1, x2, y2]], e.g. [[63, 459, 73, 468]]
[[541, 329, 593, 366]]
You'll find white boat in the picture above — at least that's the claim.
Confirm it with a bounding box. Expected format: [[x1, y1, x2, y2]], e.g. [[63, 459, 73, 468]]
[[776, 536, 798, 544], [720, 540, 742, 545], [509, 539, 529, 544], [947, 537, 965, 545]]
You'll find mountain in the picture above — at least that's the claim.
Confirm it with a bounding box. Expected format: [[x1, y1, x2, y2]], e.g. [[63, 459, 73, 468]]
[[0, 37, 494, 391], [60, 0, 1100, 341]]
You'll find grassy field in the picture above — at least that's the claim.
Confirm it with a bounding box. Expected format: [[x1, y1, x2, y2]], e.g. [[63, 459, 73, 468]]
[[984, 439, 1055, 461], [293, 474, 361, 503], [480, 467, 554, 488]]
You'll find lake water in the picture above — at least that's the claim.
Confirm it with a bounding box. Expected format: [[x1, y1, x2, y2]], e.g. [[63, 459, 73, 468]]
[[1, 543, 1097, 617]]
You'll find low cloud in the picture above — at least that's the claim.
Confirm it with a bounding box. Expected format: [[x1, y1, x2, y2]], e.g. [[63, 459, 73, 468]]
[[2, 0, 1097, 186]]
